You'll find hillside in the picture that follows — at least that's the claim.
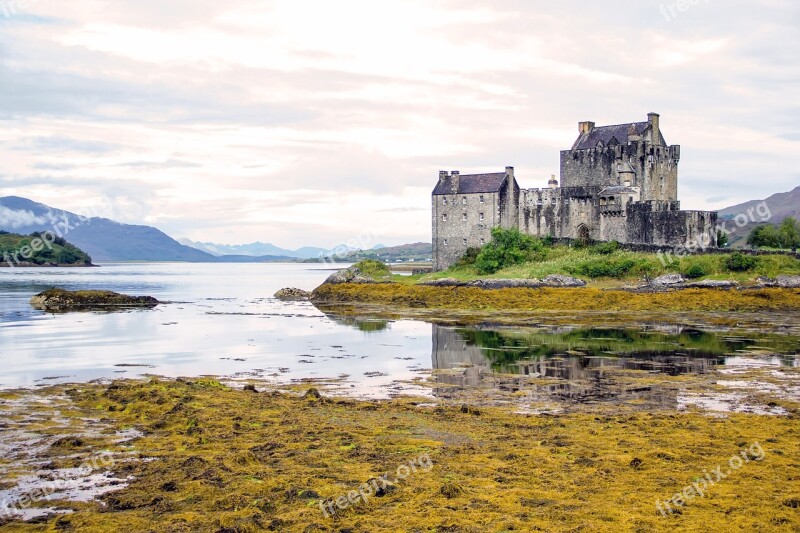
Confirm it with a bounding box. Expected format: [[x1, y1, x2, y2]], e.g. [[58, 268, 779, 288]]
[[0, 231, 92, 266], [719, 186, 800, 248], [342, 242, 432, 262], [179, 238, 364, 259], [0, 197, 214, 262]]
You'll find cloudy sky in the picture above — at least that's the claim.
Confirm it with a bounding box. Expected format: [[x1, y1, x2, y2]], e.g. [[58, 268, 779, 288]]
[[0, 0, 797, 248]]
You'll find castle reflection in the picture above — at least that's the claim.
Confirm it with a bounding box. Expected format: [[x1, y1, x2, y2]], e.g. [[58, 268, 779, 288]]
[[431, 324, 738, 406]]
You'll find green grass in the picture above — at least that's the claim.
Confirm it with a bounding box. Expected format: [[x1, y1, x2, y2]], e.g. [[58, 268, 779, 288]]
[[397, 245, 800, 284]]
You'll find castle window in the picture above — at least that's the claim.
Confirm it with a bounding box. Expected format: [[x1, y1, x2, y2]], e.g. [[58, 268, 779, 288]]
[[479, 213, 484, 221], [463, 238, 467, 245], [444, 239, 448, 246], [442, 214, 447, 222], [443, 198, 447, 206], [480, 238, 485, 245], [462, 197, 467, 205], [479, 196, 484, 203], [462, 213, 467, 222]]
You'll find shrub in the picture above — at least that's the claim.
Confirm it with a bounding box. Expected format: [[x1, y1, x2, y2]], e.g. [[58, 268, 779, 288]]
[[567, 257, 647, 279], [353, 259, 391, 278], [474, 227, 545, 275], [591, 241, 620, 255], [683, 264, 706, 279], [725, 252, 758, 272], [453, 247, 481, 268]]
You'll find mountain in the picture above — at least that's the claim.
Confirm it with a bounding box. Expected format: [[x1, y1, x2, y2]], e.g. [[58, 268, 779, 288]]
[[719, 186, 800, 223], [718, 186, 800, 247], [179, 238, 361, 260], [0, 196, 214, 262]]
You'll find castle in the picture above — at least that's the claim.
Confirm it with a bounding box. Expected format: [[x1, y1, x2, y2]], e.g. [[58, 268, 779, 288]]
[[432, 113, 718, 271]]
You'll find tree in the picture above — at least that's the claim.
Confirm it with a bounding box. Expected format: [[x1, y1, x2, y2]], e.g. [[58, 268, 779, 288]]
[[778, 217, 800, 251], [473, 227, 545, 275], [747, 224, 781, 249], [716, 230, 729, 248]]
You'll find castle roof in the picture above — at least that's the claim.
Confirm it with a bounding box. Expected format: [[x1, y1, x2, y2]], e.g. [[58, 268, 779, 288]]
[[432, 173, 508, 195], [572, 122, 659, 150]]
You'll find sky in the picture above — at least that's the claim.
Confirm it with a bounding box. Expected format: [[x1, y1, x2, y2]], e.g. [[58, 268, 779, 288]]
[[0, 0, 798, 249]]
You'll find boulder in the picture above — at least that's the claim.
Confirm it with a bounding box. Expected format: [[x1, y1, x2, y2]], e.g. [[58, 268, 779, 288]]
[[419, 278, 463, 287], [776, 275, 800, 288], [274, 288, 311, 301], [467, 279, 544, 289], [682, 280, 739, 289], [30, 288, 159, 312], [322, 265, 390, 285], [542, 274, 587, 287], [651, 274, 685, 287]]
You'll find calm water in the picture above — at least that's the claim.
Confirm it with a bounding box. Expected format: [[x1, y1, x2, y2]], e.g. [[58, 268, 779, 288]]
[[0, 263, 797, 401]]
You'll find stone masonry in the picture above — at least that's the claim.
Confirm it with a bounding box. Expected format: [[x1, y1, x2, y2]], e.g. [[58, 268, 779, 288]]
[[432, 113, 718, 271]]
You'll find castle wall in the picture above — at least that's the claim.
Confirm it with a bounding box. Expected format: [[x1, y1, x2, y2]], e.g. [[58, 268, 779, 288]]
[[432, 191, 500, 271], [625, 204, 717, 246], [560, 142, 680, 203]]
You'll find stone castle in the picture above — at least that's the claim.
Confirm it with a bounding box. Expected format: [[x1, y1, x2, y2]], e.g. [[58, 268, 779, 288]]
[[432, 113, 718, 271]]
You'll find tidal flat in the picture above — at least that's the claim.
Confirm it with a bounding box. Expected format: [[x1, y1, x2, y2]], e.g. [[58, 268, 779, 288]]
[[0, 372, 798, 532]]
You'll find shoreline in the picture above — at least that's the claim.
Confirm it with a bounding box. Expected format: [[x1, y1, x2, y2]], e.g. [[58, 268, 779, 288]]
[[311, 283, 800, 314], [0, 378, 797, 531]]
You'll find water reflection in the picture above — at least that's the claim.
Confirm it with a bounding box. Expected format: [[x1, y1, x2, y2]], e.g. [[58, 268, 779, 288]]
[[430, 324, 798, 406]]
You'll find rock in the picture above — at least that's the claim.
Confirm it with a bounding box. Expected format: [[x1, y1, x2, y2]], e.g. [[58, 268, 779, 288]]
[[30, 288, 159, 312], [467, 279, 544, 289], [651, 274, 685, 287], [322, 264, 390, 285], [274, 288, 311, 301], [542, 274, 587, 287], [775, 275, 800, 288], [420, 277, 585, 289], [683, 280, 739, 289], [419, 278, 463, 287]]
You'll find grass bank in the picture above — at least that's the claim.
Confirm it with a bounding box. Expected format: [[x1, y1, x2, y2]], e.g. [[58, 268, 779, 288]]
[[312, 284, 800, 313], [408, 244, 800, 285], [1, 379, 798, 532]]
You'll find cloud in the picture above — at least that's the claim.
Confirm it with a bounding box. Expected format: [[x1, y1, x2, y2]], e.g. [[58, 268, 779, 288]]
[[0, 0, 797, 246], [0, 206, 48, 229]]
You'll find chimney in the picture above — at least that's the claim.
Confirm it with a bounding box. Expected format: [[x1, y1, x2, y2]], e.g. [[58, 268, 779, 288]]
[[548, 174, 558, 189], [648, 112, 660, 139], [439, 170, 448, 181], [579, 121, 595, 135], [451, 170, 460, 193], [505, 166, 515, 178]]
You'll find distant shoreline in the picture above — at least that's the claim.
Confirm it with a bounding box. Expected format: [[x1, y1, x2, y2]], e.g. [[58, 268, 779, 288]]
[[0, 263, 97, 268]]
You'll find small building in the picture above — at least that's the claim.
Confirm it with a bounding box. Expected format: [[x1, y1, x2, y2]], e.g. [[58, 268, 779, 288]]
[[432, 113, 718, 271]]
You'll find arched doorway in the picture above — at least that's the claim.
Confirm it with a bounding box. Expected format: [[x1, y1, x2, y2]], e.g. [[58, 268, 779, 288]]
[[576, 224, 590, 246]]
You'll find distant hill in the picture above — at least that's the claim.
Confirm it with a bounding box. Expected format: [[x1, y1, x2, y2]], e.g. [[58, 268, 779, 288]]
[[0, 230, 92, 266], [343, 242, 432, 263], [179, 238, 367, 260], [718, 186, 800, 247], [0, 196, 214, 262]]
